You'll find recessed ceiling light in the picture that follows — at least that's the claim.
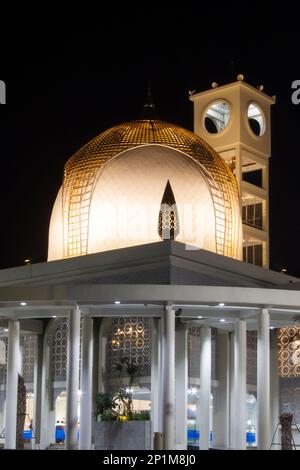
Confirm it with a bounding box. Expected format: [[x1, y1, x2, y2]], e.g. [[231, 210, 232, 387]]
[[218, 303, 225, 307], [115, 301, 120, 304], [270, 326, 275, 330], [4, 328, 8, 332], [52, 315, 57, 318], [220, 318, 226, 322], [198, 316, 203, 319], [20, 302, 27, 306]]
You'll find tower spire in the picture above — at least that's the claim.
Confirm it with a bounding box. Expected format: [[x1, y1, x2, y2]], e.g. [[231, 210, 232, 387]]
[[142, 80, 159, 120]]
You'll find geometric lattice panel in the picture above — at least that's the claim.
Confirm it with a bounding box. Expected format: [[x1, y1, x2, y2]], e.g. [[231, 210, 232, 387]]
[[247, 331, 257, 385], [278, 326, 300, 377], [22, 335, 36, 384], [51, 319, 69, 381], [0, 337, 8, 391], [106, 317, 151, 380]]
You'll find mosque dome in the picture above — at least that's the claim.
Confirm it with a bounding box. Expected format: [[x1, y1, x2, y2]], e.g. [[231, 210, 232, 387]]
[[48, 119, 242, 261]]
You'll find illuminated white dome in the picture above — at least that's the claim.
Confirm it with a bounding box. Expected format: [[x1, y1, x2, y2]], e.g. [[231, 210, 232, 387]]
[[48, 120, 242, 261]]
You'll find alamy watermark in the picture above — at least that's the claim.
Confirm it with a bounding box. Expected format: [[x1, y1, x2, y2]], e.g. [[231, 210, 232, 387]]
[[0, 80, 6, 104], [291, 80, 300, 105]]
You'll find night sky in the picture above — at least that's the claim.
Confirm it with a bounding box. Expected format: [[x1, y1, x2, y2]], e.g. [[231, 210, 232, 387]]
[[0, 7, 299, 276]]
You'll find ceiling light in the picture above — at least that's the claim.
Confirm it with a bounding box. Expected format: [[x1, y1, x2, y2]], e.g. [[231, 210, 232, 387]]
[[4, 328, 8, 332], [20, 302, 27, 306], [52, 315, 57, 318], [218, 303, 225, 307], [220, 318, 226, 323], [197, 316, 203, 319], [114, 301, 120, 304]]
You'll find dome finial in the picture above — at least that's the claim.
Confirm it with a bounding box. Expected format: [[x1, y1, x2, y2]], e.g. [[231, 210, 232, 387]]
[[142, 80, 159, 120]]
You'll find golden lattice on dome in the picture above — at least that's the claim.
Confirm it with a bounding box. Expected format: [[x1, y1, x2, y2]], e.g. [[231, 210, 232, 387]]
[[61, 119, 240, 259]]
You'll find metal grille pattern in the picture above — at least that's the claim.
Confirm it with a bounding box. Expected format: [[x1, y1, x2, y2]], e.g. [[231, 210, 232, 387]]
[[0, 338, 8, 394], [247, 331, 257, 385], [279, 327, 300, 377], [22, 335, 36, 384], [107, 317, 151, 379], [62, 120, 241, 259], [51, 319, 68, 381]]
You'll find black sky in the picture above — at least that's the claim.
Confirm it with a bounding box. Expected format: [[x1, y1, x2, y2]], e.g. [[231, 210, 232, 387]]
[[0, 7, 299, 275]]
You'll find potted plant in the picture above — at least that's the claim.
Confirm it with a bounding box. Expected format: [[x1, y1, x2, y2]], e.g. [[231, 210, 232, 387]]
[[93, 357, 151, 450]]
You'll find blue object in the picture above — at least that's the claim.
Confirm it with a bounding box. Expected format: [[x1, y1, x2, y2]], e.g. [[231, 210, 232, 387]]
[[187, 429, 199, 441], [23, 430, 32, 439], [55, 426, 65, 443], [246, 432, 256, 443], [187, 429, 213, 443]]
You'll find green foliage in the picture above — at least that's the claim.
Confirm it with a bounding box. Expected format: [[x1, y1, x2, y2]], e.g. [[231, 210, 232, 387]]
[[100, 410, 116, 421], [95, 356, 150, 422], [114, 356, 140, 385], [95, 391, 118, 418], [131, 410, 150, 421]]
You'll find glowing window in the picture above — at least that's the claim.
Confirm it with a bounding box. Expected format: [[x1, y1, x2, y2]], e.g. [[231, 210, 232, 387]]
[[247, 103, 265, 137], [204, 101, 231, 134]]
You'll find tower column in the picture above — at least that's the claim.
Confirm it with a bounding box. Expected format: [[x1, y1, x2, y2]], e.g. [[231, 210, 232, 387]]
[[151, 318, 163, 442], [213, 330, 230, 448], [270, 329, 279, 442], [5, 320, 20, 449], [199, 326, 211, 450], [79, 316, 93, 450], [162, 305, 175, 450], [175, 322, 188, 450], [257, 309, 271, 449], [66, 307, 81, 450], [233, 319, 246, 450], [40, 320, 56, 449], [33, 333, 43, 447]]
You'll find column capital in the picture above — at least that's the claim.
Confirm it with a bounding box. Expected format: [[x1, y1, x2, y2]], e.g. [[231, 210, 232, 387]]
[[165, 304, 175, 313]]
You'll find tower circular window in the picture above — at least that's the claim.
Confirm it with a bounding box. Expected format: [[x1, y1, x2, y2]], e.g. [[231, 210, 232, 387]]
[[204, 100, 231, 134], [247, 103, 266, 137]]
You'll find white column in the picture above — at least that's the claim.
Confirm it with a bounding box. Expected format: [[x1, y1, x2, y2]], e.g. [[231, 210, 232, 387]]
[[257, 309, 271, 450], [213, 331, 230, 449], [66, 307, 81, 450], [98, 327, 107, 394], [5, 320, 20, 449], [199, 326, 211, 450], [151, 318, 162, 438], [229, 332, 235, 449], [79, 316, 93, 450], [270, 329, 279, 441], [175, 322, 188, 450], [40, 321, 56, 449], [233, 319, 246, 450], [91, 319, 100, 446], [162, 305, 175, 450], [33, 334, 43, 447]]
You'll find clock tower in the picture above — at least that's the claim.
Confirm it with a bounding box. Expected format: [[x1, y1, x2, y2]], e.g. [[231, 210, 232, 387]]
[[190, 78, 275, 268]]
